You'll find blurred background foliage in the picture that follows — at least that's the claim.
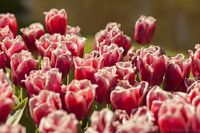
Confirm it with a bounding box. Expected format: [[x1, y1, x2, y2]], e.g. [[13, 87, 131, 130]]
[[1, 0, 200, 54]]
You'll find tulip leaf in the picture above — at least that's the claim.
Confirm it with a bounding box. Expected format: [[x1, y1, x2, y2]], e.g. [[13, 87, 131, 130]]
[[6, 98, 28, 126]]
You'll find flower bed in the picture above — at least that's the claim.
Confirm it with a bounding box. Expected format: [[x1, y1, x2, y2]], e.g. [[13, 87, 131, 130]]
[[0, 8, 200, 133]]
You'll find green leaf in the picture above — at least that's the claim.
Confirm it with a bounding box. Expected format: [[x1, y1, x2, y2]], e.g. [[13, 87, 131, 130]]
[[6, 98, 28, 126]]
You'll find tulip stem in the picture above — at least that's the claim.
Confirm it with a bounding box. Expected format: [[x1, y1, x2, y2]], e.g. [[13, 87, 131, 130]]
[[67, 68, 75, 85], [21, 88, 29, 101], [136, 72, 141, 82], [81, 118, 88, 129]]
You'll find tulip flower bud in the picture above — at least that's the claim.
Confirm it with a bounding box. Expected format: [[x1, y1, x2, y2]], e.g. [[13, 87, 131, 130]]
[[20, 23, 45, 54], [135, 15, 156, 45], [44, 8, 67, 35], [0, 13, 17, 37], [10, 50, 37, 88], [39, 110, 78, 133]]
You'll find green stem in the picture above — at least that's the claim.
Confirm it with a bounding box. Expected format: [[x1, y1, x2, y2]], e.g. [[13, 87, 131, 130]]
[[21, 88, 29, 101], [67, 68, 75, 85]]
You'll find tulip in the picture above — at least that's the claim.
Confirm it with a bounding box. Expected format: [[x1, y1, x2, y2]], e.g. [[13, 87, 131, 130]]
[[116, 106, 158, 133], [94, 22, 131, 55], [134, 15, 156, 45], [65, 25, 81, 36], [0, 13, 17, 37], [0, 124, 26, 133], [45, 42, 73, 77], [110, 80, 148, 114], [29, 90, 62, 125], [63, 34, 86, 57], [99, 43, 124, 67], [146, 86, 174, 124], [36, 33, 86, 58], [85, 108, 114, 133], [0, 36, 27, 68], [0, 26, 14, 41], [39, 110, 78, 133], [44, 8, 67, 35], [24, 64, 62, 97], [10, 50, 37, 88], [137, 51, 165, 86], [163, 54, 191, 92], [63, 79, 97, 120], [116, 62, 136, 85], [189, 44, 200, 78], [74, 51, 102, 83], [94, 66, 117, 104], [0, 69, 14, 122], [20, 23, 45, 54], [158, 99, 196, 133]]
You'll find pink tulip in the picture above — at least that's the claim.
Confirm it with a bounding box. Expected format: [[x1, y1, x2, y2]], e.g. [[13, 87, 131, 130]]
[[85, 108, 114, 133], [20, 23, 45, 53], [158, 99, 196, 133], [65, 25, 81, 36], [29, 90, 62, 125], [135, 15, 156, 45], [0, 36, 27, 68], [0, 69, 14, 122], [0, 26, 14, 41], [0, 124, 26, 133], [189, 44, 200, 78], [0, 13, 17, 37], [111, 80, 148, 114], [10, 50, 37, 88], [63, 79, 97, 120], [44, 8, 67, 35], [94, 66, 117, 104], [94, 22, 131, 55], [164, 54, 191, 92], [39, 110, 78, 133], [116, 62, 136, 85], [99, 43, 124, 67], [146, 86, 174, 124], [24, 62, 62, 97]]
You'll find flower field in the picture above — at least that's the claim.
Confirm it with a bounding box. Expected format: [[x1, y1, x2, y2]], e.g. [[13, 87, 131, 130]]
[[0, 8, 199, 133]]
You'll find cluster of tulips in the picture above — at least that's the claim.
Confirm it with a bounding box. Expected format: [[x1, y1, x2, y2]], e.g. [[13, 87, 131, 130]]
[[1, 8, 200, 133]]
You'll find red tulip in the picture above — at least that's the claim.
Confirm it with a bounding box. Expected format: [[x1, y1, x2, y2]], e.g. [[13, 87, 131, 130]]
[[116, 106, 158, 133], [0, 69, 14, 122], [189, 44, 200, 78], [116, 62, 136, 85], [99, 43, 124, 67], [110, 80, 148, 114], [39, 110, 78, 133], [63, 79, 97, 120], [135, 15, 156, 45], [164, 54, 191, 92], [187, 81, 200, 107], [74, 51, 102, 83], [63, 34, 86, 57], [146, 86, 174, 124], [158, 99, 196, 133], [0, 26, 14, 41], [137, 52, 165, 86], [20, 23, 45, 54], [0, 13, 17, 37], [11, 50, 37, 88], [36, 33, 86, 58], [85, 108, 114, 133], [44, 8, 67, 35], [29, 90, 62, 125], [46, 42, 73, 77], [94, 22, 131, 55], [65, 25, 81, 36], [94, 66, 117, 104], [0, 36, 27, 68], [24, 64, 62, 97], [0, 124, 26, 133]]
